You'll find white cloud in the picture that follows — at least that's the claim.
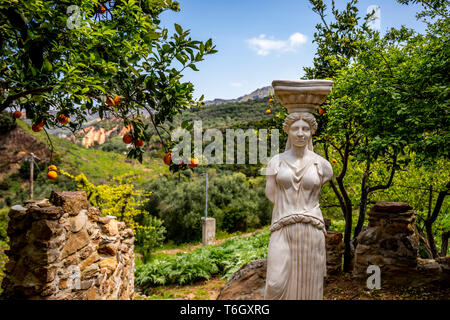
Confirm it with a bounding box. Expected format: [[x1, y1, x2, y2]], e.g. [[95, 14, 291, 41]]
[[246, 32, 308, 56], [229, 82, 244, 87]]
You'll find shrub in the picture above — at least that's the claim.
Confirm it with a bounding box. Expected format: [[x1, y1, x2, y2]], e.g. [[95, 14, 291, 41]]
[[0, 111, 16, 135], [142, 171, 271, 244], [135, 229, 270, 293], [134, 215, 166, 263], [0, 207, 8, 242]]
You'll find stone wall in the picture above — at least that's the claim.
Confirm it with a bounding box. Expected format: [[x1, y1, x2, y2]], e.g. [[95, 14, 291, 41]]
[[353, 201, 449, 286], [1, 191, 135, 300]]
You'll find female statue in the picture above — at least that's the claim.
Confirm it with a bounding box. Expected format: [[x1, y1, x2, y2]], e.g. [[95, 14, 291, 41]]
[[264, 112, 333, 300]]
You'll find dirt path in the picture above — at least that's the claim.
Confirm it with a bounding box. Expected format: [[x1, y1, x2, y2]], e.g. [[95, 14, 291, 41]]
[[156, 228, 266, 255]]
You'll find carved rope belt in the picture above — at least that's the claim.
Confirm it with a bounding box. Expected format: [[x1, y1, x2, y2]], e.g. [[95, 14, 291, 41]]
[[270, 210, 326, 234]]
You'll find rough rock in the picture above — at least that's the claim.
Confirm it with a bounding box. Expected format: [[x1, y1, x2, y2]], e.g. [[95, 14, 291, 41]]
[[61, 229, 90, 258], [217, 259, 266, 300], [49, 191, 89, 215], [354, 201, 449, 287], [1, 195, 134, 300]]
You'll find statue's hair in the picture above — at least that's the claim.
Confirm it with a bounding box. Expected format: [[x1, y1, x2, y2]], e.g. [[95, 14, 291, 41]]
[[282, 112, 317, 152], [282, 112, 317, 135]]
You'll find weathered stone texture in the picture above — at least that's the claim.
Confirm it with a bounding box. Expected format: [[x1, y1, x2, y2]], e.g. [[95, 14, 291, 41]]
[[353, 201, 449, 286], [1, 193, 134, 300]]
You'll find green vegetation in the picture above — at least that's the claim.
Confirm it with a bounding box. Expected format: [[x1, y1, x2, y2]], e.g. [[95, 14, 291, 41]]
[[1, 0, 217, 163], [135, 228, 270, 294], [142, 170, 271, 244], [304, 0, 450, 269]]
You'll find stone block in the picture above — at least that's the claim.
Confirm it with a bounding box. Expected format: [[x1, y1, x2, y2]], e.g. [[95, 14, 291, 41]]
[[9, 204, 28, 219], [70, 210, 87, 233], [202, 217, 216, 246], [61, 229, 90, 258], [49, 191, 89, 216], [29, 206, 63, 220], [102, 219, 119, 236], [370, 201, 412, 213], [98, 243, 118, 256]]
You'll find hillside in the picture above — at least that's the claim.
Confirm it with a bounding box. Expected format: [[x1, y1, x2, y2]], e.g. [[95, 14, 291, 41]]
[[0, 118, 168, 208], [204, 86, 274, 106], [68, 118, 131, 148], [64, 96, 278, 148]]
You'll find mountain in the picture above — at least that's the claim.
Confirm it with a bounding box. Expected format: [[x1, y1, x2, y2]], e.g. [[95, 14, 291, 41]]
[[204, 86, 274, 106], [68, 118, 131, 148], [61, 86, 275, 148]]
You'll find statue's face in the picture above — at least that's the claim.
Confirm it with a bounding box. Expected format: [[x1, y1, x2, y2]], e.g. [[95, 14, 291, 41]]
[[289, 119, 311, 148]]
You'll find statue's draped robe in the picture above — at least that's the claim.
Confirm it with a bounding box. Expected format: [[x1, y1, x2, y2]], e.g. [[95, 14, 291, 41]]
[[264, 152, 328, 300]]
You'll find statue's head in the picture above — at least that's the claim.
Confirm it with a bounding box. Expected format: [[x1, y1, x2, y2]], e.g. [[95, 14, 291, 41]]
[[283, 112, 317, 151]]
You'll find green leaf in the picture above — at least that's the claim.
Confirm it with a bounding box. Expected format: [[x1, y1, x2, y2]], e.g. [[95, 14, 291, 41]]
[[174, 23, 183, 35]]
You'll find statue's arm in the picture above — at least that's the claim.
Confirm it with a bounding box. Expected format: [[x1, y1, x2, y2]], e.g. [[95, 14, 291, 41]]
[[322, 159, 334, 184], [265, 175, 277, 204]]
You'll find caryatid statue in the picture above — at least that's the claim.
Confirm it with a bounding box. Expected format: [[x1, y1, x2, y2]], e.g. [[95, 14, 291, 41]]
[[264, 80, 334, 300]]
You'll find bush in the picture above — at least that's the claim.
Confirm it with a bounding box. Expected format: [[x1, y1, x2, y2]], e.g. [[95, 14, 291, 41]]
[[142, 171, 271, 244], [134, 214, 166, 263], [0, 111, 16, 135], [0, 207, 8, 242]]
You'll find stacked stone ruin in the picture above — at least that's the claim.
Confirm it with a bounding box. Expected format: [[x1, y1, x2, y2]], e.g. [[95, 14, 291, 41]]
[[354, 201, 449, 286], [1, 191, 134, 300]]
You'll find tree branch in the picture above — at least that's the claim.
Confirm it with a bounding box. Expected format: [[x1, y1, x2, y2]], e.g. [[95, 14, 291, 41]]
[[368, 155, 397, 193], [0, 87, 53, 111]]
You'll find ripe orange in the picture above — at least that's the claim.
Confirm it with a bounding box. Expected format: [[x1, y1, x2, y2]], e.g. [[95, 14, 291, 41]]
[[135, 139, 145, 147], [188, 158, 199, 168], [47, 171, 58, 180], [106, 95, 114, 106], [13, 111, 22, 119], [114, 94, 120, 105], [47, 165, 57, 172], [332, 159, 337, 164], [57, 114, 69, 124], [265, 109, 271, 114], [32, 123, 42, 132], [122, 134, 133, 144], [99, 5, 106, 14], [269, 98, 273, 103], [163, 152, 172, 166], [319, 108, 326, 115]]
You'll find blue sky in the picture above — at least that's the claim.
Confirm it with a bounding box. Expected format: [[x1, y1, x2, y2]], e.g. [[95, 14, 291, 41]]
[[159, 0, 428, 101]]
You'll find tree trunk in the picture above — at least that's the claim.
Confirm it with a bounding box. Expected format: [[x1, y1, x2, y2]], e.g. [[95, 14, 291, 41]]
[[425, 182, 450, 258], [441, 231, 450, 257], [354, 170, 369, 241]]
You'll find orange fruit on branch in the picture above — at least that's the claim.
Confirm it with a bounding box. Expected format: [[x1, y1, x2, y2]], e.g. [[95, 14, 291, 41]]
[[32, 123, 42, 132], [47, 171, 58, 180], [106, 95, 114, 106], [332, 159, 337, 164], [57, 114, 70, 124], [319, 108, 326, 115], [13, 111, 22, 119], [265, 109, 271, 114], [98, 5, 106, 14], [122, 134, 133, 144], [47, 165, 57, 172], [163, 152, 172, 166], [269, 98, 273, 103], [134, 139, 145, 147], [188, 158, 199, 168], [113, 94, 120, 105]]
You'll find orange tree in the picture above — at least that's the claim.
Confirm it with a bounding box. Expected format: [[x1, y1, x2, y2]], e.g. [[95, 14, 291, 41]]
[[0, 0, 217, 162], [304, 0, 449, 270]]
